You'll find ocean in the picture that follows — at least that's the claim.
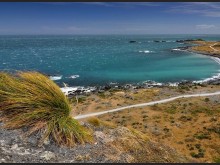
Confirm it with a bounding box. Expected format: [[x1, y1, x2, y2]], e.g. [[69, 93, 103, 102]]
[[0, 34, 220, 87]]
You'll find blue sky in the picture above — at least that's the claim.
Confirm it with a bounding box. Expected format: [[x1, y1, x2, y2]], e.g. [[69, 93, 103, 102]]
[[0, 2, 220, 34]]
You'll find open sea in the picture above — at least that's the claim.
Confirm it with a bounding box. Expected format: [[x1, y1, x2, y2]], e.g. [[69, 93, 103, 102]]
[[0, 34, 220, 86]]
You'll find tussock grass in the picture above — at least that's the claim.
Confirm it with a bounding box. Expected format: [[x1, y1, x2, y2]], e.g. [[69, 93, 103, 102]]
[[87, 117, 101, 127], [87, 117, 117, 128], [0, 71, 92, 147]]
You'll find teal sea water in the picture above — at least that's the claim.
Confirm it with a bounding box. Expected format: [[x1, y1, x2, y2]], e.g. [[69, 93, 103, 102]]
[[0, 34, 220, 86]]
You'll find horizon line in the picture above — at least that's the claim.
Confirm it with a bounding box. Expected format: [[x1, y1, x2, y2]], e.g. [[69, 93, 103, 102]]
[[0, 33, 220, 36]]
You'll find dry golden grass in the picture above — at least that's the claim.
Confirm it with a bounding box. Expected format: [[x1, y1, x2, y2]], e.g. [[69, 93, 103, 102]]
[[0, 71, 92, 147], [87, 117, 117, 129], [189, 41, 220, 57]]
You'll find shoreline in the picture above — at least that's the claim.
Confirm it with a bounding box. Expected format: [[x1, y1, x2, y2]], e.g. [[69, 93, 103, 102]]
[[60, 77, 220, 97], [61, 39, 220, 96], [184, 40, 220, 58]]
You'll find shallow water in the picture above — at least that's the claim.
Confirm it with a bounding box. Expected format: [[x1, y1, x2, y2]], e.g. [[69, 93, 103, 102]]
[[0, 34, 219, 86]]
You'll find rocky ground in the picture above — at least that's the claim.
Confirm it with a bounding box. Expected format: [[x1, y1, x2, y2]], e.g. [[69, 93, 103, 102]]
[[0, 122, 195, 163]]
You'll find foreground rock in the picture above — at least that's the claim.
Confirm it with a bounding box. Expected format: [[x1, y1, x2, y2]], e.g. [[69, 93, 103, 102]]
[[0, 123, 195, 163]]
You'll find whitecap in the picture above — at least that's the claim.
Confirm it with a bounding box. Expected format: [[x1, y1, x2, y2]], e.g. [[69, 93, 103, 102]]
[[172, 48, 181, 51], [49, 75, 62, 81], [144, 50, 150, 53], [69, 75, 80, 79], [139, 50, 153, 53], [172, 48, 187, 52]]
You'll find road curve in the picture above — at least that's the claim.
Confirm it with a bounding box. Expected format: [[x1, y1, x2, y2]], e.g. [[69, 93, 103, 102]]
[[74, 91, 220, 119]]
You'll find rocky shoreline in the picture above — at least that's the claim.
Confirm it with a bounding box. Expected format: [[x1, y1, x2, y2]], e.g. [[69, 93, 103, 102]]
[[59, 39, 220, 97], [174, 43, 220, 58], [61, 78, 220, 98]]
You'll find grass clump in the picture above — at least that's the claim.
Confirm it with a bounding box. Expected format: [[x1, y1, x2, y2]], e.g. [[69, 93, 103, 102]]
[[0, 71, 92, 147], [87, 117, 117, 128], [204, 97, 210, 102], [87, 117, 101, 126], [194, 132, 211, 140]]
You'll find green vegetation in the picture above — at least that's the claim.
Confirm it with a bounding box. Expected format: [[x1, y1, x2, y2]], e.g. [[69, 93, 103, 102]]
[[207, 126, 220, 135], [190, 144, 205, 158], [194, 132, 211, 140], [165, 108, 176, 114], [196, 38, 204, 41], [204, 98, 210, 102], [214, 157, 220, 163], [190, 152, 204, 158], [0, 71, 92, 147], [178, 85, 190, 91]]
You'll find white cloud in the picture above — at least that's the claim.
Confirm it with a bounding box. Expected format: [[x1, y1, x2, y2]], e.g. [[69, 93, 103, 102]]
[[196, 24, 216, 29], [166, 2, 220, 17]]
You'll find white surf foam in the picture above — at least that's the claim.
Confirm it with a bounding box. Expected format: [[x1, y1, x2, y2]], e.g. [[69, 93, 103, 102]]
[[172, 48, 185, 51], [211, 57, 220, 65], [193, 72, 220, 84], [49, 75, 62, 81], [193, 57, 220, 83], [143, 80, 163, 86], [139, 50, 153, 53], [167, 82, 179, 87], [69, 75, 80, 79], [172, 48, 187, 52]]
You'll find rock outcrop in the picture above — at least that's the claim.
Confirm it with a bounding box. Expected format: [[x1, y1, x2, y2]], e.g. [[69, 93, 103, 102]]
[[0, 123, 194, 163]]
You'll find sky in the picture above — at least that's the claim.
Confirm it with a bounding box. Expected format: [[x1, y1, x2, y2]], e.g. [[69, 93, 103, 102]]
[[0, 2, 220, 35]]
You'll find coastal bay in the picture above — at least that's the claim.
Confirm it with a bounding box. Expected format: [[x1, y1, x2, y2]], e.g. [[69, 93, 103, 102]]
[[1, 35, 220, 87]]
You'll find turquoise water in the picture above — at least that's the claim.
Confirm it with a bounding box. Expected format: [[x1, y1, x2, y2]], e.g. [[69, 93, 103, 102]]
[[0, 34, 220, 86]]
